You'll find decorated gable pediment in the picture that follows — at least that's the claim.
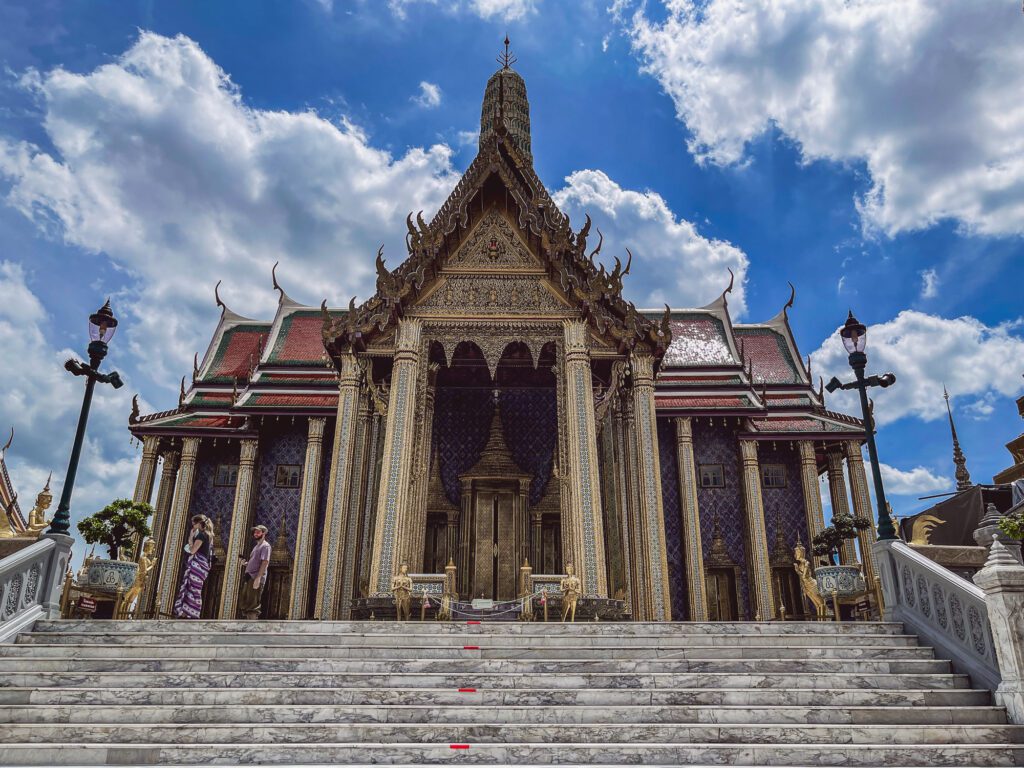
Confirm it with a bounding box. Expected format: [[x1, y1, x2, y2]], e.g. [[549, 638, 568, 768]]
[[445, 208, 542, 271]]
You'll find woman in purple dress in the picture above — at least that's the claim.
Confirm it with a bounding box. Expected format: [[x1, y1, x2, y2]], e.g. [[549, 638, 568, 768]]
[[173, 515, 214, 618]]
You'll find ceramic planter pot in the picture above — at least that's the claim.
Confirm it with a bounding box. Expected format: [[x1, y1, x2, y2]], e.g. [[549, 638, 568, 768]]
[[85, 558, 139, 593], [815, 565, 866, 598]]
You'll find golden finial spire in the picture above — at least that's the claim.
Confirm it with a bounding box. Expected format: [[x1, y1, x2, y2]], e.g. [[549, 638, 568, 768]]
[[497, 35, 516, 69], [943, 385, 972, 491]]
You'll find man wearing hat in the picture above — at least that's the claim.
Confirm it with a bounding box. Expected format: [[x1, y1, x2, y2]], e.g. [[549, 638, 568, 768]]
[[238, 524, 272, 620]]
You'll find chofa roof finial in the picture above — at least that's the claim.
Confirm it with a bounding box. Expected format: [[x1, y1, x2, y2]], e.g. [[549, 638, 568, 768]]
[[498, 35, 516, 70]]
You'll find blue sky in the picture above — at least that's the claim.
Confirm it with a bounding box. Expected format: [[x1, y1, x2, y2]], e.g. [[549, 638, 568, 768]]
[[0, 0, 1022, 543]]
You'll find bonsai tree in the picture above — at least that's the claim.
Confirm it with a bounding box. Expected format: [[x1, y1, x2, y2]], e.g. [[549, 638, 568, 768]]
[[812, 513, 873, 566], [998, 510, 1024, 541], [77, 499, 153, 561]]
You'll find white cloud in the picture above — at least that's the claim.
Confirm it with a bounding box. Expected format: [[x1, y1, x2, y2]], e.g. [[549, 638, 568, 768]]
[[0, 261, 143, 554], [457, 129, 479, 146], [389, 0, 536, 21], [0, 32, 461, 386], [919, 268, 939, 299], [836, 276, 846, 295], [552, 169, 749, 314], [626, 0, 1024, 237], [864, 460, 951, 497], [962, 392, 997, 420], [412, 81, 442, 109], [811, 310, 1024, 426]]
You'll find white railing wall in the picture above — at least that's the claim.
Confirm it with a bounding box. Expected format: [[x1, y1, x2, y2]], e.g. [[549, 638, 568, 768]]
[[874, 538, 1000, 691], [0, 534, 73, 643]]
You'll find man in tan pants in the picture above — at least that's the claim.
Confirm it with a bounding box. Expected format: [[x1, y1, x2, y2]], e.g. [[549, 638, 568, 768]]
[[238, 524, 271, 620]]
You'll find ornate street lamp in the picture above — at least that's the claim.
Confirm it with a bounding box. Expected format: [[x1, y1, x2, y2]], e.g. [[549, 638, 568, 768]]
[[825, 311, 898, 540], [47, 300, 124, 535]]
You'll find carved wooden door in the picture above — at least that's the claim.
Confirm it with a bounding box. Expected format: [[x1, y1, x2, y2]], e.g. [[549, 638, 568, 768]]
[[705, 568, 738, 621], [471, 485, 516, 601]]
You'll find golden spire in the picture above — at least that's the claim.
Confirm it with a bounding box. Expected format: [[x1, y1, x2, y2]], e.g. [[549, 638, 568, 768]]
[[944, 385, 972, 491]]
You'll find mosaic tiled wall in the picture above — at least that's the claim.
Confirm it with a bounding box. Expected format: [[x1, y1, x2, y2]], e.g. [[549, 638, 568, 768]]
[[434, 387, 495, 506], [253, 422, 307, 557], [692, 419, 751, 619], [189, 441, 241, 549], [657, 417, 689, 621], [499, 388, 556, 506], [758, 442, 810, 557]]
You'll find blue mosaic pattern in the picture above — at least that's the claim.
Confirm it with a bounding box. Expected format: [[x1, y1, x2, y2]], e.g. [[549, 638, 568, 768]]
[[434, 387, 495, 506], [190, 442, 241, 550], [253, 423, 307, 557], [306, 416, 334, 614], [692, 420, 751, 620], [375, 365, 411, 592], [657, 417, 688, 620], [758, 443, 810, 557], [573, 366, 599, 596], [499, 388, 557, 506]]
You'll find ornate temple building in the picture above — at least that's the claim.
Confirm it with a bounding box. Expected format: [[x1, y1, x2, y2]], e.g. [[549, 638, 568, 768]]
[[128, 53, 875, 622]]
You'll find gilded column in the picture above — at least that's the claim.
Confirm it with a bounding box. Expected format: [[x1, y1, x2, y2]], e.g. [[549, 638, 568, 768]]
[[287, 416, 327, 619], [154, 437, 200, 617], [141, 447, 179, 616], [131, 435, 161, 560], [314, 352, 363, 618], [218, 438, 260, 619], [630, 350, 671, 618], [132, 436, 160, 506], [337, 396, 371, 618], [844, 440, 878, 588], [358, 411, 384, 595], [739, 439, 775, 621], [622, 396, 649, 619], [797, 441, 827, 564], [368, 318, 423, 595], [674, 417, 707, 621], [562, 320, 608, 598], [405, 362, 438, 572], [825, 446, 857, 565], [611, 405, 635, 616]]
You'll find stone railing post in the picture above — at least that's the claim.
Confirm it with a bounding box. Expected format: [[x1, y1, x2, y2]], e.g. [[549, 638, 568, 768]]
[[974, 540, 1024, 724]]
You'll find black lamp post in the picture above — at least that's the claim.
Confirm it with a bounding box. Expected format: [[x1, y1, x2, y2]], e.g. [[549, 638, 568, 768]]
[[825, 311, 898, 541], [46, 300, 124, 536]]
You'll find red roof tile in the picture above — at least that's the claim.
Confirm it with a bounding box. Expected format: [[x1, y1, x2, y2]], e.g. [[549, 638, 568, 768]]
[[246, 394, 338, 408], [655, 395, 752, 409], [269, 313, 327, 365], [207, 327, 267, 381], [735, 328, 801, 384], [663, 315, 735, 367]]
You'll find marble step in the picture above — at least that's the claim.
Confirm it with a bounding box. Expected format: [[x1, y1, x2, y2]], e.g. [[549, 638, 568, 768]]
[[3, 741, 1022, 766], [0, 703, 1007, 725], [0, 670, 971, 690], [17, 630, 921, 648], [0, 685, 991, 708], [31, 619, 908, 635], [0, 657, 952, 675], [4, 722, 1024, 746], [0, 642, 936, 660]]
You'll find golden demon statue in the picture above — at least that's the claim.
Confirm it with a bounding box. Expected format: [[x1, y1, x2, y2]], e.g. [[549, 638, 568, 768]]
[[392, 562, 413, 621], [560, 563, 581, 623], [793, 541, 827, 619]]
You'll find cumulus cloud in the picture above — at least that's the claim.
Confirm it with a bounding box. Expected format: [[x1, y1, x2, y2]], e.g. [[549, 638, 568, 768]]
[[553, 169, 749, 314], [811, 310, 1024, 426], [919, 269, 939, 299], [626, 0, 1024, 236], [0, 32, 461, 386], [389, 0, 536, 21], [412, 81, 442, 109], [876, 463, 951, 496], [0, 262, 143, 545]]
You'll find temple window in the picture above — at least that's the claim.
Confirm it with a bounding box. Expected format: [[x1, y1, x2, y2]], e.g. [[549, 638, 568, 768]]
[[762, 464, 787, 489], [275, 464, 302, 489], [213, 464, 239, 487], [698, 464, 724, 488]]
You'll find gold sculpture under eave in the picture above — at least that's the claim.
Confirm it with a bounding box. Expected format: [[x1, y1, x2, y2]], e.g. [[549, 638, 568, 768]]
[[26, 473, 53, 537], [392, 563, 413, 621], [122, 538, 157, 619], [793, 541, 827, 619], [560, 563, 581, 622]]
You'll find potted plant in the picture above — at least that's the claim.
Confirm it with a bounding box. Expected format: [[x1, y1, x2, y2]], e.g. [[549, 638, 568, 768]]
[[997, 510, 1024, 563], [811, 513, 872, 597], [77, 499, 153, 593]]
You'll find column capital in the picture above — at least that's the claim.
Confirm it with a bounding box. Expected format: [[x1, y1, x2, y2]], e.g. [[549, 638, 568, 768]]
[[338, 352, 361, 385], [307, 416, 327, 442], [563, 319, 590, 363], [629, 351, 655, 385], [843, 440, 865, 464], [180, 436, 201, 460], [239, 437, 259, 465], [739, 438, 760, 465], [140, 435, 161, 459], [825, 444, 845, 471], [797, 440, 818, 466], [396, 318, 423, 353], [160, 449, 181, 470], [673, 415, 693, 441]]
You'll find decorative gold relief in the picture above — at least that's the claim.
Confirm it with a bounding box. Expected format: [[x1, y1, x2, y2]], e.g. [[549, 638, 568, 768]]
[[446, 208, 540, 270], [412, 274, 569, 317]]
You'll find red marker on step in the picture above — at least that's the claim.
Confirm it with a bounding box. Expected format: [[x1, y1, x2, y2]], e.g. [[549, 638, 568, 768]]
[[463, 645, 479, 650], [458, 687, 476, 693], [450, 744, 470, 750]]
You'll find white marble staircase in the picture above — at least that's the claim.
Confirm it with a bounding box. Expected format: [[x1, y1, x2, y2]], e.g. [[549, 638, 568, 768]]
[[0, 619, 1022, 766]]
